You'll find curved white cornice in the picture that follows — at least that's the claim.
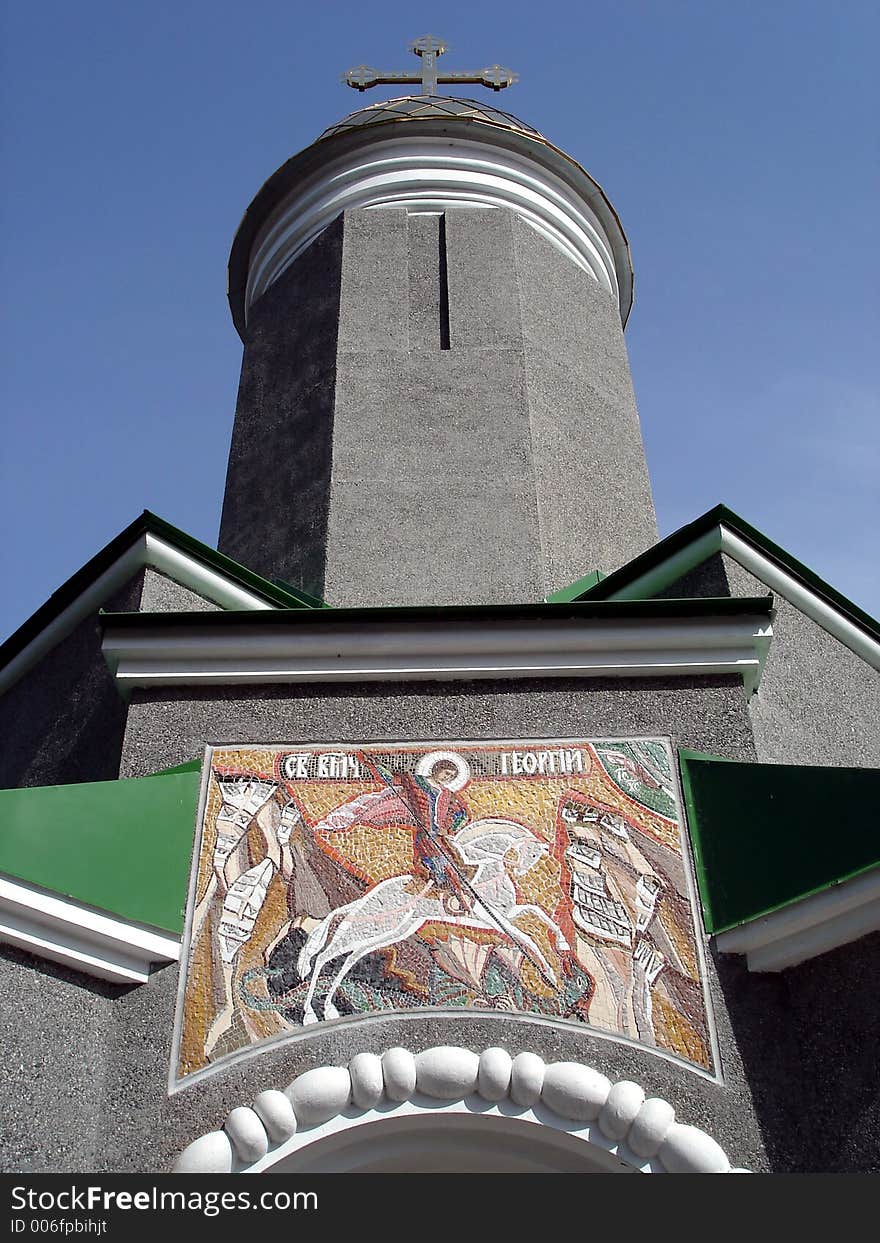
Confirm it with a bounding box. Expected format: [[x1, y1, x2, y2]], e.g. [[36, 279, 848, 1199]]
[[172, 1045, 745, 1174], [242, 133, 630, 328]]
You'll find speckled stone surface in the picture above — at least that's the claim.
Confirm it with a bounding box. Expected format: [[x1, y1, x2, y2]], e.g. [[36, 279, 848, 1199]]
[[117, 675, 757, 778], [513, 215, 658, 590], [714, 931, 880, 1173], [218, 204, 658, 607], [661, 551, 880, 768], [217, 215, 343, 600], [0, 944, 115, 1172], [139, 568, 220, 614], [722, 554, 880, 768], [9, 922, 880, 1173], [655, 552, 732, 601], [0, 577, 142, 789], [30, 673, 758, 1175], [0, 941, 767, 1174]]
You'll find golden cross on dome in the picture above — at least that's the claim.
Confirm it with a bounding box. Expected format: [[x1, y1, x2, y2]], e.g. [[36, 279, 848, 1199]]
[[344, 35, 518, 96]]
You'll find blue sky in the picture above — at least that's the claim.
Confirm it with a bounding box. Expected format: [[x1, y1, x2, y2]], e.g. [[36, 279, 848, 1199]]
[[1, 0, 877, 642]]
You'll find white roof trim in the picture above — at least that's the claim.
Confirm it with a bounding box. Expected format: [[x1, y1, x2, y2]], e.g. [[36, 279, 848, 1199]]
[[714, 865, 880, 972], [172, 1045, 744, 1174], [102, 614, 773, 693], [604, 522, 880, 672], [0, 534, 274, 698], [719, 530, 880, 672], [0, 874, 180, 985], [144, 534, 275, 613]]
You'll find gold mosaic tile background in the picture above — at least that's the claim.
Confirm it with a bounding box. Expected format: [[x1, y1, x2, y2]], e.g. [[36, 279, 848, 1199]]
[[174, 739, 713, 1086]]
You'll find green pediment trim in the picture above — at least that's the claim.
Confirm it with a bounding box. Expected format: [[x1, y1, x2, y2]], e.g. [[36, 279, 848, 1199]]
[[139, 512, 325, 610], [545, 570, 606, 603], [680, 749, 880, 933], [556, 504, 880, 645], [0, 510, 326, 678], [0, 769, 200, 934]]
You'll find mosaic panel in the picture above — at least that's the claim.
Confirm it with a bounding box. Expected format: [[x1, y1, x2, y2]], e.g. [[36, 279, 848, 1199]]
[[172, 738, 715, 1087]]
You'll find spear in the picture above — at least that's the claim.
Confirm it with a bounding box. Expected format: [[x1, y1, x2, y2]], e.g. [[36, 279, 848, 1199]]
[[356, 750, 559, 987]]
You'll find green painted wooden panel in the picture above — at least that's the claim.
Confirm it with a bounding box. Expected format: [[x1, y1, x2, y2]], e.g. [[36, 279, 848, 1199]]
[[0, 771, 201, 933], [679, 750, 880, 933]]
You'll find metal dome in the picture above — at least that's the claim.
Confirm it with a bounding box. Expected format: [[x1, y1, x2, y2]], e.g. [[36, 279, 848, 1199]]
[[317, 94, 543, 142]]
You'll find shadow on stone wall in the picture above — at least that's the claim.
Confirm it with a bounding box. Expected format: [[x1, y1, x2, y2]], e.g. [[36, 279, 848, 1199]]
[[714, 931, 880, 1172]]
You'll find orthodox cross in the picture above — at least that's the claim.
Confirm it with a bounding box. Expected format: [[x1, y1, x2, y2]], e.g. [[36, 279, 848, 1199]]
[[344, 35, 517, 95]]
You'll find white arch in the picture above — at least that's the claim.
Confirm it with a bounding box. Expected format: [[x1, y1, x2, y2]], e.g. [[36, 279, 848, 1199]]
[[172, 1045, 747, 1174]]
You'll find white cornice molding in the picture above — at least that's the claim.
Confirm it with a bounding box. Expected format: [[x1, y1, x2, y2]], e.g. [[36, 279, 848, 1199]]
[[102, 613, 773, 693], [143, 535, 276, 614], [172, 1045, 745, 1174], [714, 865, 880, 972], [718, 530, 880, 673], [605, 522, 880, 673], [0, 874, 180, 984], [0, 535, 274, 698], [245, 134, 626, 324]]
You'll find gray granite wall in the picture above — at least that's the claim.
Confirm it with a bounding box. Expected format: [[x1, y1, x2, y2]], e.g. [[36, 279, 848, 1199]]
[[0, 578, 142, 789], [722, 554, 880, 768], [324, 207, 544, 607], [8, 894, 877, 1172], [659, 552, 880, 767], [714, 931, 880, 1172], [0, 946, 116, 1172], [218, 205, 657, 608], [17, 675, 755, 1174], [217, 216, 343, 600], [512, 215, 658, 586], [139, 568, 220, 614], [9, 674, 878, 1173], [118, 675, 756, 778], [0, 936, 772, 1174]]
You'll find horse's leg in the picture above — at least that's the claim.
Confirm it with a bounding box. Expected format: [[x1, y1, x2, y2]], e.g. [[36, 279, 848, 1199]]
[[298, 899, 356, 979], [301, 907, 418, 1024], [300, 909, 358, 1025], [322, 900, 445, 1019], [472, 900, 558, 987], [508, 902, 571, 952]]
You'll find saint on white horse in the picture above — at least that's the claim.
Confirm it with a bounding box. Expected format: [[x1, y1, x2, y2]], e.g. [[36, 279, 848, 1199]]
[[297, 817, 570, 1026]]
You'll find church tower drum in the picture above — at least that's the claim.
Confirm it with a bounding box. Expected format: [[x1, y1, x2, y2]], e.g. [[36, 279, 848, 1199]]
[[220, 47, 657, 607]]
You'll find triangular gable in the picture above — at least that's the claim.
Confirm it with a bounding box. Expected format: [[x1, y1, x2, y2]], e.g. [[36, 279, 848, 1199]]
[[549, 504, 880, 671], [0, 510, 327, 695]]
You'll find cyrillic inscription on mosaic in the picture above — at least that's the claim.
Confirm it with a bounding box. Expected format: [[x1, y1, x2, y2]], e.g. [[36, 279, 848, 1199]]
[[174, 739, 714, 1084]]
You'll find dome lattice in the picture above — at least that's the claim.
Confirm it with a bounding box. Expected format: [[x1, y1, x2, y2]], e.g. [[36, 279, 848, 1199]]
[[318, 94, 543, 142]]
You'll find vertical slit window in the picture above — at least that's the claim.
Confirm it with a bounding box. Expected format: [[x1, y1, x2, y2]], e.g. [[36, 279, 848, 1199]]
[[438, 214, 451, 350]]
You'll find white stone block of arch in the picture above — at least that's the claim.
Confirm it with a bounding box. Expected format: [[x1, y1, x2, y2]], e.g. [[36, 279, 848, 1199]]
[[172, 1045, 745, 1174]]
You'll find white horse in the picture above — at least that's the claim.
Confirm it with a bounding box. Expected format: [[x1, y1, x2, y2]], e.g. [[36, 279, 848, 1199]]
[[297, 818, 570, 1025]]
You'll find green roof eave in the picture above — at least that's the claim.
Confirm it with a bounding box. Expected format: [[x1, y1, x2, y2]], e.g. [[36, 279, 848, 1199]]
[[680, 748, 880, 934], [0, 510, 327, 678], [136, 512, 327, 610], [556, 503, 880, 646], [99, 594, 775, 632], [0, 768, 201, 934], [545, 570, 606, 604]]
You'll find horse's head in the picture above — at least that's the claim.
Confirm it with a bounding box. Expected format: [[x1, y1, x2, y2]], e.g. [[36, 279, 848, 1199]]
[[510, 837, 549, 875]]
